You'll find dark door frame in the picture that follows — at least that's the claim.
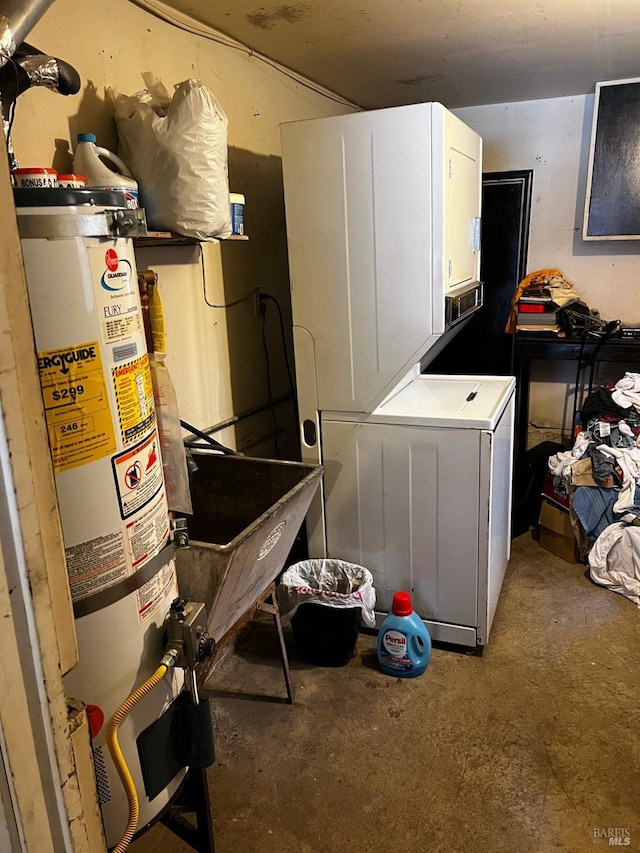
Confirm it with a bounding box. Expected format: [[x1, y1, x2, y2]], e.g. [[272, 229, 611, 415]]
[[482, 169, 533, 287]]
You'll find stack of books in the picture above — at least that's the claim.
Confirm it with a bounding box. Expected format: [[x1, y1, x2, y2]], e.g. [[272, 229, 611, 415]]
[[515, 287, 559, 333]]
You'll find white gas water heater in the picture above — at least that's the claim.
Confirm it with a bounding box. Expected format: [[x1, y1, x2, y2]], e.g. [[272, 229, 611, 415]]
[[14, 187, 215, 851]]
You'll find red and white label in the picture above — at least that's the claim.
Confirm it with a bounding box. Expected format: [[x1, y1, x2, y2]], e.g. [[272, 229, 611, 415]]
[[382, 629, 409, 659], [112, 430, 164, 519], [105, 248, 119, 272]]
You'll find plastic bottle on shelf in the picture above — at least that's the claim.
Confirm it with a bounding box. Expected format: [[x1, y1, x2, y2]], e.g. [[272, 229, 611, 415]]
[[72, 132, 138, 208], [229, 192, 245, 235], [377, 591, 432, 678]]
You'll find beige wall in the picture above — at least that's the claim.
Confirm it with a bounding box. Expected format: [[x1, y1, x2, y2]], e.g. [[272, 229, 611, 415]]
[[13, 0, 354, 458], [12, 0, 352, 167]]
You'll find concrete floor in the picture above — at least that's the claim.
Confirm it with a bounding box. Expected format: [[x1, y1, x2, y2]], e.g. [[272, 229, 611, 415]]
[[130, 532, 640, 853]]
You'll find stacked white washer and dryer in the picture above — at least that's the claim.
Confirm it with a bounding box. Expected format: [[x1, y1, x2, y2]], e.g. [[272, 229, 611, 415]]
[[281, 102, 515, 650]]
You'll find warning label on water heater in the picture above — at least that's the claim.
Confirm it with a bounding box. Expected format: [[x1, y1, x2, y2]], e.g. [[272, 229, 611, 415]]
[[37, 340, 117, 473], [126, 490, 169, 570], [112, 354, 155, 446], [112, 429, 164, 519], [137, 560, 178, 625], [65, 528, 128, 603]]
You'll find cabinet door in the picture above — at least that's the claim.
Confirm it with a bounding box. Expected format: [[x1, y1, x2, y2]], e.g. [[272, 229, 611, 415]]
[[321, 418, 481, 627], [444, 111, 482, 290], [282, 104, 436, 414]]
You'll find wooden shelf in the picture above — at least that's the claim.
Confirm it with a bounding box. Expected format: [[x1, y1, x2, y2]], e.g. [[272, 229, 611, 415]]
[[135, 230, 249, 247]]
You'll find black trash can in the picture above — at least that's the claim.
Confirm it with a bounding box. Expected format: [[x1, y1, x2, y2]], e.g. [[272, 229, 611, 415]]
[[291, 603, 361, 666], [278, 559, 376, 668]]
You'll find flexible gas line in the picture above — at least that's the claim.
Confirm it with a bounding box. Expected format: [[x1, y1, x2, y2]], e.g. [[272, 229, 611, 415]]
[[106, 649, 179, 853]]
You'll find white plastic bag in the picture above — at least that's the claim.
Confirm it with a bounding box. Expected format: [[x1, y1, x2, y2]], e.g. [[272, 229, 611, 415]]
[[278, 559, 377, 627], [108, 76, 232, 239]]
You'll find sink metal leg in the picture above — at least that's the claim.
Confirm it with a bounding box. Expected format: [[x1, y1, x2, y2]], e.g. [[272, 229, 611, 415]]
[[256, 583, 294, 704]]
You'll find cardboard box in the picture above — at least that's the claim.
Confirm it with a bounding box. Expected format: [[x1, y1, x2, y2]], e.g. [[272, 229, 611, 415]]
[[538, 500, 580, 563]]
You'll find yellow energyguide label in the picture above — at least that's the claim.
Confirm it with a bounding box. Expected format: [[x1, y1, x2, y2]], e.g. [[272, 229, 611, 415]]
[[37, 341, 117, 473]]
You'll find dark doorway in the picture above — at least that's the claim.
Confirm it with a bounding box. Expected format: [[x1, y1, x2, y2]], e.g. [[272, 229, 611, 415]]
[[425, 169, 533, 376]]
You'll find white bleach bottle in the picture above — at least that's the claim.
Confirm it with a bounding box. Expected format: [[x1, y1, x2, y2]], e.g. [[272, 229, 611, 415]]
[[73, 132, 139, 208]]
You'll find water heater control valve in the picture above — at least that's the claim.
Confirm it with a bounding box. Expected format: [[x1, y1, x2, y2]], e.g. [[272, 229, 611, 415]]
[[164, 598, 215, 670]]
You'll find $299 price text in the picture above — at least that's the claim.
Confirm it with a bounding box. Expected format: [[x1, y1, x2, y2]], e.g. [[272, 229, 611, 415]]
[[51, 384, 85, 403]]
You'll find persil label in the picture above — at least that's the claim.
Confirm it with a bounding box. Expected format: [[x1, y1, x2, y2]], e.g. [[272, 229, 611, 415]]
[[382, 629, 409, 659]]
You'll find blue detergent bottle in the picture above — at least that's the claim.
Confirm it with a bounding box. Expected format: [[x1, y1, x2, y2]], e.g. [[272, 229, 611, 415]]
[[377, 591, 432, 678]]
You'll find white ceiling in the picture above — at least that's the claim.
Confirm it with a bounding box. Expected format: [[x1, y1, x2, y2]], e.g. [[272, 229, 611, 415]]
[[160, 0, 640, 109]]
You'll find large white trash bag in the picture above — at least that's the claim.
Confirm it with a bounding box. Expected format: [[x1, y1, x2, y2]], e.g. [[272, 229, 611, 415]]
[[278, 559, 377, 627], [108, 76, 232, 240]]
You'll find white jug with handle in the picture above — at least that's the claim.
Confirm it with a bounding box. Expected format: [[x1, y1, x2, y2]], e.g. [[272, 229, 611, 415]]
[[73, 132, 139, 208]]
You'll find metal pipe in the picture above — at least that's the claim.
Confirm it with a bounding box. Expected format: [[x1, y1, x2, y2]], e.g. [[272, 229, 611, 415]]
[[183, 393, 293, 439], [0, 0, 55, 67], [185, 668, 199, 704]]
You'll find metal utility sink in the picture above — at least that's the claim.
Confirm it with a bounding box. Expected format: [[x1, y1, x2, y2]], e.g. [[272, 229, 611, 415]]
[[175, 451, 322, 642]]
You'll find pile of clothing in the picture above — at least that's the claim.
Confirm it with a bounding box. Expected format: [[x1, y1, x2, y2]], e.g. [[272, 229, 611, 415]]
[[548, 372, 640, 607], [506, 268, 580, 334]]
